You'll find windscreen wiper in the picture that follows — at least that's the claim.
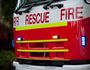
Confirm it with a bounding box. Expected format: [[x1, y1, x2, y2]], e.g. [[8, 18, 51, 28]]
[[23, 3, 36, 13], [43, 0, 66, 10], [15, 2, 36, 15], [15, 3, 25, 14]]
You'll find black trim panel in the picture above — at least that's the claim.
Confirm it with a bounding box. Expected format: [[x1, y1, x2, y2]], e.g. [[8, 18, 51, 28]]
[[16, 59, 90, 67]]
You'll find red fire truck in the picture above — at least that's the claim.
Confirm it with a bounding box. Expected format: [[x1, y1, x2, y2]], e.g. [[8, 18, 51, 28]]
[[13, 0, 90, 66]]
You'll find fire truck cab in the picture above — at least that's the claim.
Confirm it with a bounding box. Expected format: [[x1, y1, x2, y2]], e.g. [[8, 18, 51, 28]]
[[13, 0, 90, 66]]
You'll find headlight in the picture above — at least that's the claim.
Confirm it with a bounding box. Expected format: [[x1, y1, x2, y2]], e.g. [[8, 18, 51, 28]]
[[52, 35, 59, 39], [17, 37, 23, 41]]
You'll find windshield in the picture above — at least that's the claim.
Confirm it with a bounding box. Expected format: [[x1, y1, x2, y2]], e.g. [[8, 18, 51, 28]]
[[15, 0, 66, 14], [21, 0, 46, 3], [25, 0, 41, 2], [20, 0, 67, 4]]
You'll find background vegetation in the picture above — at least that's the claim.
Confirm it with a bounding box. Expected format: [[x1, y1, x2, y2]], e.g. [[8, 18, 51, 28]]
[[0, 0, 17, 70]]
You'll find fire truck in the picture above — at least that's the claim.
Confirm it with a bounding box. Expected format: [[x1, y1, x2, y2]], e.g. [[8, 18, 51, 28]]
[[13, 0, 90, 66]]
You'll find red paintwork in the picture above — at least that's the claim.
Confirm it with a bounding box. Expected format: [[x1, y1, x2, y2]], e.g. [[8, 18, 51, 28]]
[[14, 17, 90, 60]]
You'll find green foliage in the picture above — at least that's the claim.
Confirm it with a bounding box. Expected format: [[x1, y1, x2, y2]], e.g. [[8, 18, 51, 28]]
[[0, 50, 15, 70], [2, 0, 17, 16], [1, 0, 17, 29]]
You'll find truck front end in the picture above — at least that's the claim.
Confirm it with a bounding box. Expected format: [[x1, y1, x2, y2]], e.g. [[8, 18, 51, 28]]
[[13, 0, 90, 66]]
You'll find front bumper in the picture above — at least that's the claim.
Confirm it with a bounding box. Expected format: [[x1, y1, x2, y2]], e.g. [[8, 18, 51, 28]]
[[13, 61, 90, 70]]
